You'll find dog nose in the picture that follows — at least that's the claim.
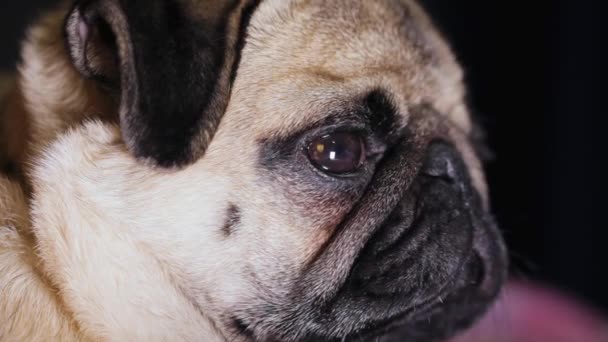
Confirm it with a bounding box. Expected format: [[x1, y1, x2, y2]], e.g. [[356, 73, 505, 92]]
[[419, 142, 460, 184]]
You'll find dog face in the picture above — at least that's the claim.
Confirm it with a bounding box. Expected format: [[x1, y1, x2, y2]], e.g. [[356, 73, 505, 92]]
[[23, 0, 507, 341]]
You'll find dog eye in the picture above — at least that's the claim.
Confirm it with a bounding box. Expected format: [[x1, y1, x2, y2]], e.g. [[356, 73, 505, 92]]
[[307, 132, 366, 175]]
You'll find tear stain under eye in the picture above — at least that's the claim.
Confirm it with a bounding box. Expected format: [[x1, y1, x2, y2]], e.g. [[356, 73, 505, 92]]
[[222, 204, 242, 237]]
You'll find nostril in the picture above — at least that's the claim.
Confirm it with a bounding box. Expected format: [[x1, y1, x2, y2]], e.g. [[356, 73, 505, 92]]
[[469, 253, 486, 289], [419, 142, 468, 184], [422, 157, 457, 183], [421, 148, 458, 184], [471, 249, 506, 299]]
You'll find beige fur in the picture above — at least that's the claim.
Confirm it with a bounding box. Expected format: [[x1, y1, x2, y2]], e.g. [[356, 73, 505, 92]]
[[0, 176, 85, 341], [1, 1, 487, 340]]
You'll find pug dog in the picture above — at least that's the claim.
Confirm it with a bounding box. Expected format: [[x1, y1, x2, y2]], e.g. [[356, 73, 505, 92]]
[[0, 0, 507, 341]]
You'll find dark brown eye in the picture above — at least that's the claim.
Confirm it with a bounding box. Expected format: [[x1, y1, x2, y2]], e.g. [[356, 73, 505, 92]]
[[307, 132, 366, 174]]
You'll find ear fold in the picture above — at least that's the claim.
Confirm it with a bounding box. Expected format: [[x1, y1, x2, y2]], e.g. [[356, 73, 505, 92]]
[[65, 0, 258, 167]]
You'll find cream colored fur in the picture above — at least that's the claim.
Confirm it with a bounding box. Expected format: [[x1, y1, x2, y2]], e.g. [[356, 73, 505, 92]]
[[1, 1, 485, 341]]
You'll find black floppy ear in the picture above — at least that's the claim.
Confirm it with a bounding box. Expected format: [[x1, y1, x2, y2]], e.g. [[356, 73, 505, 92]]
[[65, 0, 258, 167]]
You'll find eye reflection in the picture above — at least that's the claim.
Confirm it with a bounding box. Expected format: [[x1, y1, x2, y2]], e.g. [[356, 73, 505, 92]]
[[307, 132, 365, 175]]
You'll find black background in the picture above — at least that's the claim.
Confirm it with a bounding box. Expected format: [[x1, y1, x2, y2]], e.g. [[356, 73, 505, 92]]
[[1, 1, 605, 312]]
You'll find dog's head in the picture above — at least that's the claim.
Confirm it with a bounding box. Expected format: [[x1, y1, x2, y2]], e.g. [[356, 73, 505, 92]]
[[57, 0, 507, 340]]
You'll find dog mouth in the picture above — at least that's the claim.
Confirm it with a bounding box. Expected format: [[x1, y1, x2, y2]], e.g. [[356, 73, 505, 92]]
[[331, 250, 495, 342]]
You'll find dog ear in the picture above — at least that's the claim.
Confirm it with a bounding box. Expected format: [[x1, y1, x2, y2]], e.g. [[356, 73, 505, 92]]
[[65, 0, 258, 167]]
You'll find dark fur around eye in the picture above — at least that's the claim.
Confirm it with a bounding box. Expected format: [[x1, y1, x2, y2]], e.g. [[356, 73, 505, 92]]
[[256, 90, 405, 211], [258, 89, 402, 173]]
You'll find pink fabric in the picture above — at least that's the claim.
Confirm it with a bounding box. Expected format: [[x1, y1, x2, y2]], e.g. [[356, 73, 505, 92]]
[[449, 282, 608, 342]]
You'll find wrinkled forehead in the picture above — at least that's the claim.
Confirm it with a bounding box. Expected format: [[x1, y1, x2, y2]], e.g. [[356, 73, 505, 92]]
[[227, 0, 466, 136]]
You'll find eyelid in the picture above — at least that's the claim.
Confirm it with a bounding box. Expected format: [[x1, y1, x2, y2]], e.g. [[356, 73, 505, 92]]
[[307, 125, 387, 156]]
